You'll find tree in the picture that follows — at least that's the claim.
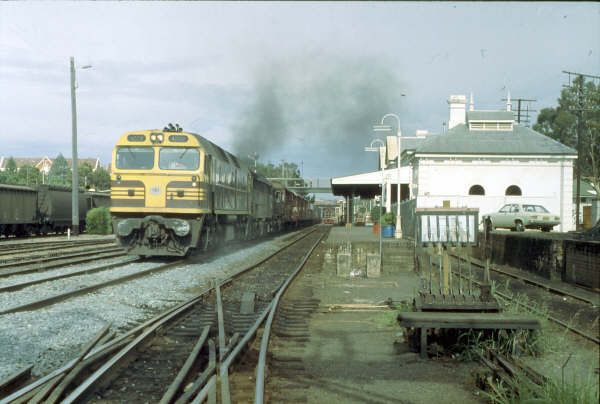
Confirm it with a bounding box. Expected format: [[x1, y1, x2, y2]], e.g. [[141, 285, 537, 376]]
[[255, 161, 301, 179], [88, 166, 110, 190], [78, 162, 94, 189], [534, 77, 600, 194], [48, 153, 72, 186], [254, 160, 311, 197], [17, 165, 42, 186], [0, 157, 19, 184]]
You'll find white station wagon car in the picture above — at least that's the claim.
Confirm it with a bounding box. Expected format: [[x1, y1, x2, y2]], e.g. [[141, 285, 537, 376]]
[[482, 203, 560, 232]]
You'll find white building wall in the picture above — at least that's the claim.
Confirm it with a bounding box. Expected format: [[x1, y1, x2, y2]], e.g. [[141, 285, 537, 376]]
[[413, 157, 575, 231]]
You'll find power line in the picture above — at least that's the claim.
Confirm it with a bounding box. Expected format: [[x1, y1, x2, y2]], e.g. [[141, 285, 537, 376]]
[[561, 70, 600, 231], [501, 97, 537, 127]]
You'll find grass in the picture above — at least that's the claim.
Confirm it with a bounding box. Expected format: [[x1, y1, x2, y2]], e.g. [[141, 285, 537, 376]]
[[468, 281, 599, 404], [484, 371, 599, 404]]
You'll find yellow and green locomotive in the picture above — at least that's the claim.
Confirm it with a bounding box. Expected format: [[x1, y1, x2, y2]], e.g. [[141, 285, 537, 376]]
[[110, 129, 310, 256]]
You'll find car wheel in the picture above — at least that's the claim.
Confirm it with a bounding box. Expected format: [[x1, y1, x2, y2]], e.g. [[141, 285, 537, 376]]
[[541, 227, 551, 232], [515, 221, 524, 232]]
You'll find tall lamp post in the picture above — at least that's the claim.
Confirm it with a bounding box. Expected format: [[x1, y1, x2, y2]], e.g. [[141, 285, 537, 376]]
[[365, 138, 386, 264], [374, 113, 418, 239], [70, 57, 92, 236], [374, 113, 403, 238]]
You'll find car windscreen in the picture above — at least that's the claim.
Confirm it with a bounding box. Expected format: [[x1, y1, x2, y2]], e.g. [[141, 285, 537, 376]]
[[116, 147, 155, 169], [159, 147, 200, 170], [499, 205, 511, 213]]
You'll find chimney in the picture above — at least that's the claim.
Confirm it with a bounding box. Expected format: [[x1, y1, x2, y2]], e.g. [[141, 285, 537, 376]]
[[469, 93, 474, 111], [448, 95, 467, 129], [506, 90, 512, 112]]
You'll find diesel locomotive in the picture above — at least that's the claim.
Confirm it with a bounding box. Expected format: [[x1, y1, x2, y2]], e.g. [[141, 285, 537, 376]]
[[110, 130, 313, 256]]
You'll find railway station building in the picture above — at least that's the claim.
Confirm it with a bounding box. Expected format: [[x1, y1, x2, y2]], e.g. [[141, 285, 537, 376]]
[[332, 94, 577, 232]]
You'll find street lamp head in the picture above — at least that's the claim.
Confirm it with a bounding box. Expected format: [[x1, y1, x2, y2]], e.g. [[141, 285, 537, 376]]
[[80, 65, 93, 69], [373, 125, 393, 132]]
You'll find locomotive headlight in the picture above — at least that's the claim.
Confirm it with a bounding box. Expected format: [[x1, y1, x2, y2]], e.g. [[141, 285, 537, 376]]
[[150, 134, 157, 141], [173, 220, 190, 237], [157, 134, 164, 142]]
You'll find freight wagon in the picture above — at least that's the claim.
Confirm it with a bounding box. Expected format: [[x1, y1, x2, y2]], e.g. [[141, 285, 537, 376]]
[[0, 184, 110, 237]]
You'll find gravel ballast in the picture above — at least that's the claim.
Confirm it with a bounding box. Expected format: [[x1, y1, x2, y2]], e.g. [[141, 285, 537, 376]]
[[0, 232, 292, 380]]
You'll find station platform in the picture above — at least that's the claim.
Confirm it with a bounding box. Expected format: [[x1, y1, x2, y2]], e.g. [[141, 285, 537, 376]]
[[325, 225, 411, 244], [323, 225, 415, 275]]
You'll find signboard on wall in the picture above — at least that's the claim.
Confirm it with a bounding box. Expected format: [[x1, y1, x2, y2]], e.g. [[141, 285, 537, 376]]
[[416, 208, 479, 246]]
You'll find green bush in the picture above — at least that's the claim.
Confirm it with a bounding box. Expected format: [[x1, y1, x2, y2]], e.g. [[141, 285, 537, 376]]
[[381, 212, 396, 226], [370, 206, 385, 223], [86, 207, 112, 234]]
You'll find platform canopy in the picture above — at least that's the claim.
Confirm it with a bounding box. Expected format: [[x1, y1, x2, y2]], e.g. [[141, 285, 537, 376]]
[[331, 167, 410, 198]]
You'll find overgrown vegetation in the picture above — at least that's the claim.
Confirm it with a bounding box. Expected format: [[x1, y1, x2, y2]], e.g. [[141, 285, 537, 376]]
[[459, 285, 598, 404], [85, 207, 112, 234], [485, 368, 599, 404]]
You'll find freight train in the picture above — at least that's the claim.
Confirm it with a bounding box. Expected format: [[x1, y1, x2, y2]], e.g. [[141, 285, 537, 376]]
[[110, 129, 315, 256], [0, 184, 110, 237]]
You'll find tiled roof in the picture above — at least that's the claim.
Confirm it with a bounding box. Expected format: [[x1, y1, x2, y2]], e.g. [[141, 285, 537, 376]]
[[414, 123, 577, 156]]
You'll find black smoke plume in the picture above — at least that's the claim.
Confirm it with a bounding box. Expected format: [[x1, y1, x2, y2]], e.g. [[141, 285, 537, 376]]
[[232, 54, 406, 175]]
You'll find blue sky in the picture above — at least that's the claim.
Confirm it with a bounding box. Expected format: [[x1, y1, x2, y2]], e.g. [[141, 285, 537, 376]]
[[0, 2, 598, 181]]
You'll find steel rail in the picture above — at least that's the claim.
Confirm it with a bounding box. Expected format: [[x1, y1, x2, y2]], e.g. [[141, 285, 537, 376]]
[[61, 290, 211, 404], [1, 226, 321, 403], [190, 374, 217, 404], [0, 257, 141, 292], [174, 339, 216, 404], [219, 228, 324, 403], [419, 251, 600, 345], [0, 285, 214, 404], [159, 325, 210, 404], [0, 246, 122, 270], [216, 282, 227, 362], [443, 259, 600, 345], [254, 228, 327, 403], [0, 239, 114, 257], [448, 252, 598, 306], [0, 259, 186, 315]]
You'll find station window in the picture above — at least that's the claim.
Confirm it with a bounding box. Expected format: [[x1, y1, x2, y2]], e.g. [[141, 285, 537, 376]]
[[505, 185, 522, 196], [468, 185, 485, 195]]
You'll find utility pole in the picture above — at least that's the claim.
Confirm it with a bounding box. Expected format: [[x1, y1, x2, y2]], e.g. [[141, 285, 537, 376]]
[[501, 97, 536, 127], [70, 57, 80, 236], [562, 70, 600, 231]]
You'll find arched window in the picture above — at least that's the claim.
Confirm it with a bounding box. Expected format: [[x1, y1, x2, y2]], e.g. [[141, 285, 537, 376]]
[[469, 185, 485, 195], [505, 185, 522, 196]]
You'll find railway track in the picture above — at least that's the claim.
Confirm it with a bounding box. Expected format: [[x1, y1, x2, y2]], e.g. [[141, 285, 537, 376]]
[[477, 346, 549, 398], [0, 247, 126, 279], [0, 225, 327, 403], [0, 239, 115, 258], [418, 249, 600, 345]]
